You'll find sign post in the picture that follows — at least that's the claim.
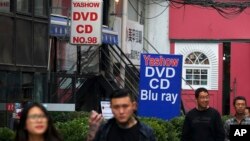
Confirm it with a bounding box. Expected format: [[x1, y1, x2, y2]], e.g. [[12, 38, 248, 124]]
[[70, 0, 103, 45], [138, 54, 183, 120]]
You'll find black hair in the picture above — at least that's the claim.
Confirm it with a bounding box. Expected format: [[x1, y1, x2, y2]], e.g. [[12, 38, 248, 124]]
[[110, 88, 136, 102], [233, 96, 247, 106], [15, 102, 63, 141], [246, 107, 250, 111], [195, 87, 208, 99]]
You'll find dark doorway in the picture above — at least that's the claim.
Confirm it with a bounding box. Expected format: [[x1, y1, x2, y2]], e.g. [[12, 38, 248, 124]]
[[222, 42, 230, 115]]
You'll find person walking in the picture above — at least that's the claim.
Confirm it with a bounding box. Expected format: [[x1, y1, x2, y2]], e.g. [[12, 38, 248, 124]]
[[92, 88, 156, 141], [224, 96, 250, 141], [15, 102, 63, 141], [244, 106, 250, 118], [181, 87, 225, 141]]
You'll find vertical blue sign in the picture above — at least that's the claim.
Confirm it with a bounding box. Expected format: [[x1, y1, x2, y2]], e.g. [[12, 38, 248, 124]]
[[138, 54, 183, 120]]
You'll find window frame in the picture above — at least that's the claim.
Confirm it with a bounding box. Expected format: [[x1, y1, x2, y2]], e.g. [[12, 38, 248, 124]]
[[0, 0, 12, 14], [16, 0, 32, 16], [34, 0, 49, 17], [182, 52, 211, 90]]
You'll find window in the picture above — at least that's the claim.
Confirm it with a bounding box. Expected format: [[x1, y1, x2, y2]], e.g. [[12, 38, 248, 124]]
[[21, 73, 34, 99], [0, 71, 7, 102], [34, 73, 48, 102], [34, 22, 48, 66], [16, 19, 32, 65], [186, 69, 208, 85], [34, 0, 48, 16], [175, 42, 219, 90], [0, 16, 13, 64], [6, 72, 22, 102], [184, 52, 210, 87], [0, 0, 11, 13], [17, 0, 31, 14], [0, 71, 47, 104], [185, 52, 209, 65]]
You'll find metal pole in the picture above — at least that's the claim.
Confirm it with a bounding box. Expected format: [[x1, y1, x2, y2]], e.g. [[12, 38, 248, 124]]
[[77, 45, 81, 74], [120, 0, 128, 87]]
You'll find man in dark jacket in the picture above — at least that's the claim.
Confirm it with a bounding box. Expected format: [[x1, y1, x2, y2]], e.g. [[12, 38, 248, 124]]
[[93, 88, 156, 141], [181, 87, 225, 141]]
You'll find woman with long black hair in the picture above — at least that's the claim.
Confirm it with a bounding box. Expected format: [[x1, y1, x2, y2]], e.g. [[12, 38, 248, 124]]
[[15, 102, 63, 141]]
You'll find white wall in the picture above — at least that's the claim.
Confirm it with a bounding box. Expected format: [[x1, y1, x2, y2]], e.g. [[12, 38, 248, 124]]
[[108, 0, 170, 54], [144, 0, 170, 54], [175, 42, 219, 90]]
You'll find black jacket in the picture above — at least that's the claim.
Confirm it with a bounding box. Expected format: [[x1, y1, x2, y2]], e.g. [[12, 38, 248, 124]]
[[93, 118, 156, 141], [181, 107, 225, 141]]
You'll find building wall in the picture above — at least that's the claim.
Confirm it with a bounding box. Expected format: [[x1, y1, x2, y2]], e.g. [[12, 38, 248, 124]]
[[169, 4, 250, 114], [144, 0, 170, 53], [0, 0, 50, 128], [172, 42, 223, 113], [230, 43, 250, 114], [0, 0, 49, 102], [169, 5, 250, 40]]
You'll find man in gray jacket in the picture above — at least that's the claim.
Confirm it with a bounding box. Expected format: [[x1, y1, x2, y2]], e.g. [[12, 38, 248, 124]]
[[224, 96, 250, 141]]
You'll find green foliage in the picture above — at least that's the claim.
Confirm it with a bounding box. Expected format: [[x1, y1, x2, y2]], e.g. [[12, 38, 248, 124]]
[[56, 117, 89, 141], [221, 115, 233, 124], [50, 111, 89, 123], [140, 117, 168, 141], [169, 116, 185, 139], [140, 117, 179, 141], [0, 127, 15, 141], [0, 111, 232, 141]]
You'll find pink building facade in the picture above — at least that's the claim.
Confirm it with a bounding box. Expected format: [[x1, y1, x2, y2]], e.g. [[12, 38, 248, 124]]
[[169, 5, 250, 115]]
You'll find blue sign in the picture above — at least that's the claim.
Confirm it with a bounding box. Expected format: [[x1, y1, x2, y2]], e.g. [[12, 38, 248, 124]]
[[50, 15, 69, 37], [50, 24, 69, 37], [138, 54, 183, 120]]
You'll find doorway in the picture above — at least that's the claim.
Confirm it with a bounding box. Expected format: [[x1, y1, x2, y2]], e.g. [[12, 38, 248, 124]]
[[222, 42, 230, 115]]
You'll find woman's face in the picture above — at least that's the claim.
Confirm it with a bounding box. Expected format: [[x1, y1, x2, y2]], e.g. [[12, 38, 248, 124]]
[[25, 106, 48, 136]]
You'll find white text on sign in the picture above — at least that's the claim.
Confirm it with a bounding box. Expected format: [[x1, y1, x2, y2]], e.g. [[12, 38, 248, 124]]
[[140, 55, 180, 104], [234, 129, 247, 136], [140, 90, 178, 104]]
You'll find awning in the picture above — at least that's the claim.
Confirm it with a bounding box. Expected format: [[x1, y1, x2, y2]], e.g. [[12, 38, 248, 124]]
[[102, 26, 119, 45], [50, 14, 118, 45]]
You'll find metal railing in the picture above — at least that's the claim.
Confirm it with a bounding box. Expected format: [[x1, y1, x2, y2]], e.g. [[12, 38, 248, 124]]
[[50, 43, 140, 103], [100, 44, 140, 99]]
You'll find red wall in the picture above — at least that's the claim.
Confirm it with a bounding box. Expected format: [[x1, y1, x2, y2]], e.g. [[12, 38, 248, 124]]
[[230, 43, 250, 114], [169, 4, 250, 114], [169, 5, 250, 40], [180, 90, 220, 113]]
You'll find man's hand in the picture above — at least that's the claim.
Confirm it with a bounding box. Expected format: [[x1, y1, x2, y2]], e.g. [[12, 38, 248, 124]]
[[87, 110, 103, 141]]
